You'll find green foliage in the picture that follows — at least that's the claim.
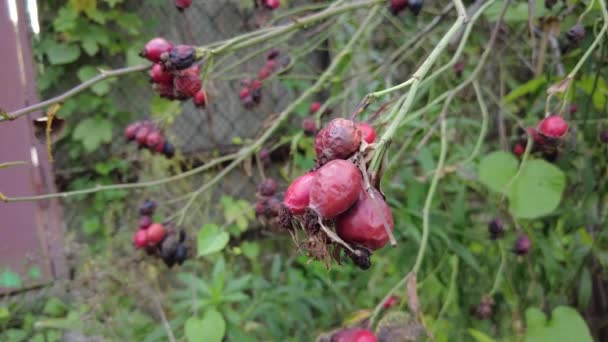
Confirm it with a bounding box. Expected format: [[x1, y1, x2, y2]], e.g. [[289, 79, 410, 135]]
[[185, 309, 226, 342], [525, 306, 593, 342], [197, 224, 230, 257]]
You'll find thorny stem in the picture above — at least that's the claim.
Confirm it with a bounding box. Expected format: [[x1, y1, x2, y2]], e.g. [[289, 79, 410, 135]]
[[175, 6, 382, 223]]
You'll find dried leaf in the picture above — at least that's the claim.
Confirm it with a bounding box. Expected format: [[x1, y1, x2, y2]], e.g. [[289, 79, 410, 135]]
[[0, 161, 27, 169], [407, 273, 420, 314], [547, 77, 572, 95], [0, 192, 6, 201]]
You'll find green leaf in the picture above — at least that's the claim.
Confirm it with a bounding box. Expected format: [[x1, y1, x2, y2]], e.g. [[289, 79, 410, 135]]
[[504, 76, 547, 102], [185, 309, 226, 342], [197, 224, 229, 257], [43, 298, 68, 317], [52, 7, 78, 31], [77, 66, 114, 95], [525, 306, 592, 342], [507, 160, 566, 218], [72, 117, 113, 152], [478, 151, 519, 193], [0, 270, 22, 289], [4, 329, 28, 342], [468, 329, 496, 342], [45, 41, 81, 65]]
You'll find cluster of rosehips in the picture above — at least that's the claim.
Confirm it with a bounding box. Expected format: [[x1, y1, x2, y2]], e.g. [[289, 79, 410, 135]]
[[124, 120, 175, 158], [141, 38, 207, 108], [512, 114, 569, 161], [281, 117, 387, 269], [133, 200, 189, 268], [239, 49, 287, 109], [255, 178, 283, 222], [487, 218, 531, 256], [389, 0, 424, 16], [331, 328, 377, 342]]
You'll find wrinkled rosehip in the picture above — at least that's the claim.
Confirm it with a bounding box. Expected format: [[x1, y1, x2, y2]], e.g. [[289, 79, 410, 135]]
[[165, 45, 197, 70], [357, 122, 376, 143], [258, 178, 278, 196], [389, 0, 408, 15], [264, 0, 280, 10], [193, 90, 207, 108], [315, 118, 362, 163], [309, 101, 322, 114], [141, 38, 173, 63], [153, 82, 176, 100], [259, 148, 271, 165], [255, 200, 267, 217], [336, 188, 393, 250], [162, 141, 175, 158], [488, 218, 504, 239], [331, 328, 378, 342], [284, 171, 316, 215], [146, 131, 164, 149], [566, 23, 585, 43], [408, 0, 423, 15], [150, 64, 173, 85], [125, 122, 142, 141], [514, 233, 531, 255], [266, 196, 282, 217], [139, 215, 153, 230], [133, 230, 148, 249], [454, 61, 464, 77], [383, 295, 398, 309], [135, 126, 151, 146], [267, 48, 280, 60], [175, 0, 192, 11], [513, 143, 525, 157], [527, 127, 546, 146], [258, 66, 272, 80], [302, 117, 317, 136], [174, 67, 202, 99], [538, 115, 568, 138], [310, 160, 362, 218], [140, 200, 157, 216]]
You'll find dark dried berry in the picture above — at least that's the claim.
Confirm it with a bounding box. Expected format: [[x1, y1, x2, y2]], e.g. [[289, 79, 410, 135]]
[[175, 0, 192, 11], [344, 245, 372, 270], [408, 0, 423, 15], [302, 117, 317, 136], [165, 45, 197, 70], [258, 178, 278, 196], [140, 200, 157, 216], [174, 243, 188, 265], [163, 142, 175, 158], [267, 48, 280, 60], [473, 296, 494, 320], [600, 129, 608, 143], [259, 148, 271, 165], [488, 218, 504, 239], [389, 0, 408, 15], [566, 24, 585, 43], [569, 103, 578, 114], [160, 234, 179, 265], [454, 61, 464, 78], [255, 200, 267, 217], [514, 233, 531, 255]]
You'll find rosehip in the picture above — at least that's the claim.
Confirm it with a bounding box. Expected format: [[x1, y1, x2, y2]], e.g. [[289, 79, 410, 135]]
[[336, 188, 393, 250], [600, 129, 608, 143], [538, 115, 568, 138], [314, 118, 362, 163], [302, 117, 317, 136], [255, 200, 267, 217], [527, 127, 546, 146], [569, 103, 578, 114], [513, 143, 525, 157], [125, 122, 142, 141], [239, 87, 251, 100], [408, 0, 423, 15], [331, 328, 378, 342], [153, 82, 176, 100], [309, 160, 362, 218], [146, 131, 164, 149], [147, 223, 166, 246], [265, 59, 277, 71], [473, 296, 494, 320], [175, 0, 192, 11], [383, 295, 398, 309], [357, 122, 376, 143], [135, 126, 151, 146], [258, 66, 272, 80], [141, 38, 173, 63], [514, 233, 531, 255], [259, 148, 271, 165], [566, 23, 585, 43], [258, 178, 278, 196], [488, 218, 504, 239], [264, 0, 280, 10], [193, 90, 207, 108], [165, 45, 197, 70], [133, 230, 148, 249], [309, 101, 322, 114], [454, 61, 464, 78], [267, 48, 280, 60], [266, 196, 282, 217], [389, 0, 408, 15], [149, 64, 172, 85], [139, 200, 157, 216], [174, 67, 202, 99], [283, 171, 316, 215], [162, 141, 175, 158], [139, 215, 153, 229], [174, 244, 188, 265]]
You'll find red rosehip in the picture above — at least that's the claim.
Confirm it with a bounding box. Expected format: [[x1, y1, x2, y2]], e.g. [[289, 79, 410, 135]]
[[139, 200, 157, 216], [255, 200, 267, 217], [147, 223, 166, 246], [264, 0, 280, 10], [175, 0, 192, 11], [149, 64, 173, 85], [258, 178, 278, 196], [336, 188, 393, 250], [302, 117, 317, 135], [538, 115, 568, 138], [310, 101, 322, 114], [125, 122, 142, 141], [141, 38, 173, 63], [133, 230, 148, 249], [309, 160, 362, 218], [527, 127, 546, 146], [174, 67, 202, 99], [514, 233, 531, 255], [267, 48, 280, 60], [331, 328, 378, 342], [153, 82, 176, 99], [569, 103, 578, 114], [239, 87, 251, 100], [513, 143, 525, 157], [284, 171, 316, 215], [389, 0, 408, 15], [265, 59, 277, 71], [139, 215, 153, 229], [193, 90, 207, 108], [259, 148, 271, 165], [383, 295, 398, 309], [135, 126, 151, 146], [314, 118, 362, 163], [258, 66, 272, 80], [146, 131, 164, 149], [357, 122, 376, 143]]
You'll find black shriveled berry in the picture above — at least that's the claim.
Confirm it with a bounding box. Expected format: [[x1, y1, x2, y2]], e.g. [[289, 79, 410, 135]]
[[566, 24, 585, 43], [472, 296, 494, 320], [488, 218, 504, 240], [600, 129, 608, 143], [165, 45, 197, 70], [163, 142, 175, 158], [174, 244, 188, 265], [139, 200, 157, 216], [344, 245, 372, 270], [408, 0, 424, 15], [278, 205, 294, 230], [514, 234, 531, 255], [257, 179, 278, 196]]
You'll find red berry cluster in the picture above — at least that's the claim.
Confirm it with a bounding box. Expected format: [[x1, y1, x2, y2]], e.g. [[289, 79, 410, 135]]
[[389, 0, 423, 15], [133, 200, 189, 268], [141, 38, 207, 108], [331, 328, 378, 342], [175, 0, 192, 11], [282, 118, 391, 269], [514, 115, 569, 161], [301, 102, 325, 136], [255, 179, 283, 223], [239, 49, 288, 109], [124, 120, 175, 158]]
